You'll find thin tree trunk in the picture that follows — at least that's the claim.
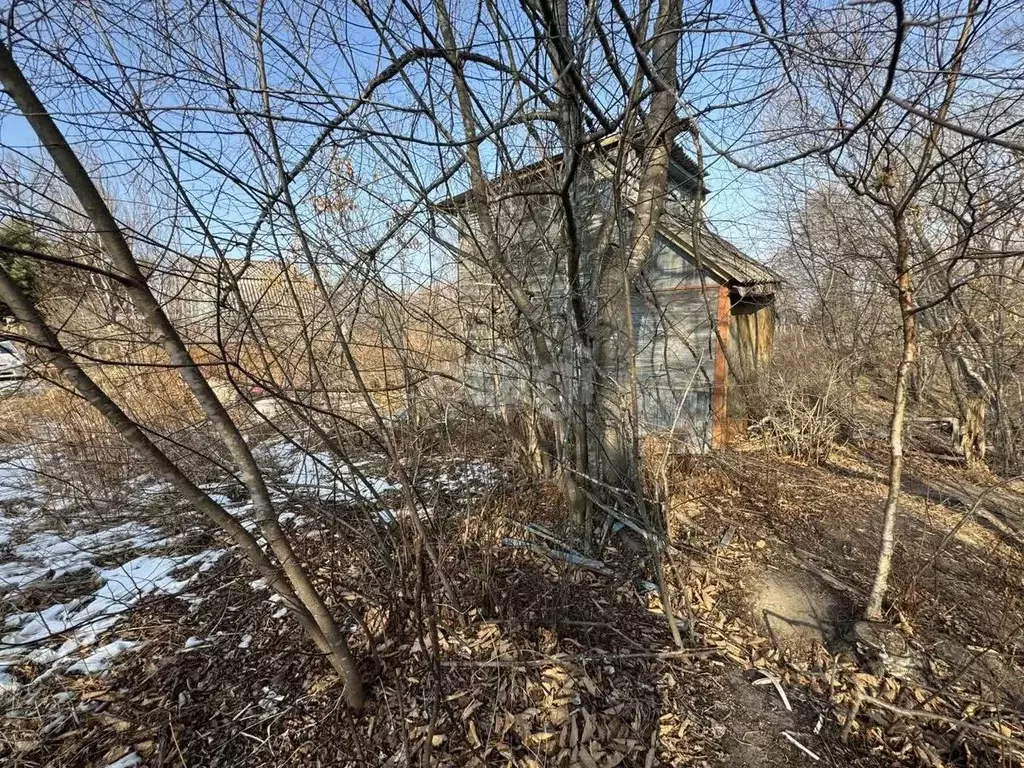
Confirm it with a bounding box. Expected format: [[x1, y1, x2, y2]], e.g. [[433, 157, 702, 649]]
[[0, 264, 363, 691], [865, 217, 916, 621], [546, 0, 594, 537], [432, 0, 582, 510], [862, 0, 977, 622], [594, 0, 682, 488], [0, 41, 365, 707]]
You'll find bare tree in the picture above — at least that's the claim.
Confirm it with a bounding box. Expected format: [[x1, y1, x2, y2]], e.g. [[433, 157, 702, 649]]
[[749, 0, 1024, 618], [0, 40, 370, 706]]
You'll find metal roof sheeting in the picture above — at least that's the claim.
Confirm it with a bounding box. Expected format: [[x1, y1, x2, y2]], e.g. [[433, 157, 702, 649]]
[[656, 212, 782, 294]]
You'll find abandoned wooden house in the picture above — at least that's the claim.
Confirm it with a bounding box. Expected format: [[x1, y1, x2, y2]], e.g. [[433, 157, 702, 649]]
[[440, 136, 781, 449]]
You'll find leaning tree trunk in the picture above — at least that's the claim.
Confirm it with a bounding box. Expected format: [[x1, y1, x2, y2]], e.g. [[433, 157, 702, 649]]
[[865, 216, 917, 621], [0, 266, 366, 687], [0, 41, 366, 708]]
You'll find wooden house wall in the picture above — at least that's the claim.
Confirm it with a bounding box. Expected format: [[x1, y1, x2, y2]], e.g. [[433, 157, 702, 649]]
[[454, 156, 725, 450], [158, 260, 326, 344], [633, 234, 720, 447], [725, 294, 775, 429], [456, 176, 580, 419]]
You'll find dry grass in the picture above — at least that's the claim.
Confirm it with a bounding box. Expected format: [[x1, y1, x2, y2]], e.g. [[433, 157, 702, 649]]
[[0, 355, 214, 508], [746, 331, 858, 464], [182, 305, 464, 420]]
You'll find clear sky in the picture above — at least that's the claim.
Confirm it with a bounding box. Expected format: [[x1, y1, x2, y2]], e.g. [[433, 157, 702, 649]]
[[1, 0, 967, 282]]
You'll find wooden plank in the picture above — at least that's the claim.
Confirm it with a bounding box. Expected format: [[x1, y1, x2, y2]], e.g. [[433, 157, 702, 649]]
[[710, 285, 731, 448]]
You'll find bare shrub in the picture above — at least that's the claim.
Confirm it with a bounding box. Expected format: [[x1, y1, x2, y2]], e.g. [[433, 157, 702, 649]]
[[748, 329, 855, 464], [1, 357, 221, 513]]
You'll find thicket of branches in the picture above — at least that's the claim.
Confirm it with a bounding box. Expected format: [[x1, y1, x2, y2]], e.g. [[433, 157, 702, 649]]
[[1, 0, 1023, 711]]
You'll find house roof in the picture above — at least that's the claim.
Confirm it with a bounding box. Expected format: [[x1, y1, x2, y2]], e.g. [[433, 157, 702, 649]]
[[435, 133, 702, 212], [657, 212, 782, 293], [436, 133, 780, 295]]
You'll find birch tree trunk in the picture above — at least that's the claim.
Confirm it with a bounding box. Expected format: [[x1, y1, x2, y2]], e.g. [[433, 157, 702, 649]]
[[862, 0, 976, 621], [865, 215, 916, 621]]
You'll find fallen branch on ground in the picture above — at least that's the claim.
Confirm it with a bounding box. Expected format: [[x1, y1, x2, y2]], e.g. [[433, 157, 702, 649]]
[[852, 693, 1024, 752], [440, 648, 721, 667], [500, 537, 614, 575]]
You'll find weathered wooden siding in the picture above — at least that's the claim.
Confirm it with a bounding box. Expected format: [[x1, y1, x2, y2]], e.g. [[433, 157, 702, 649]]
[[452, 151, 730, 450], [459, 223, 724, 448], [455, 175, 583, 419], [726, 294, 776, 427], [642, 232, 704, 290], [633, 234, 721, 447], [157, 259, 326, 343]]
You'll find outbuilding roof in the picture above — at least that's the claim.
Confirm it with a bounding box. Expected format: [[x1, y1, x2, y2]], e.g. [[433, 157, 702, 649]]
[[657, 212, 782, 294], [437, 132, 780, 295], [435, 133, 702, 212]]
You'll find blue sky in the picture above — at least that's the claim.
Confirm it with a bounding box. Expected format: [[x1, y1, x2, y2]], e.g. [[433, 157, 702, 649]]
[[0, 0, 933, 278]]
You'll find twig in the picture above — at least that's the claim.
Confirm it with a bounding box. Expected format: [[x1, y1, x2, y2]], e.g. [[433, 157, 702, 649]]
[[841, 693, 863, 744], [753, 670, 792, 711], [500, 537, 613, 575], [858, 694, 1024, 751], [908, 473, 1024, 589], [784, 550, 864, 598], [781, 731, 820, 761]]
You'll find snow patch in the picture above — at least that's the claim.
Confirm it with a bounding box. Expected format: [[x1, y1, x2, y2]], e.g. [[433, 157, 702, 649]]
[[102, 752, 142, 768], [434, 459, 499, 495], [0, 670, 20, 693], [66, 640, 140, 675], [1, 549, 225, 671], [0, 520, 188, 591], [280, 449, 398, 501], [0, 454, 39, 503]]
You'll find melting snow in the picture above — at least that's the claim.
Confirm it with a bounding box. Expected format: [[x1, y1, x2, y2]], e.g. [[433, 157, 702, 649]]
[[279, 447, 398, 501], [102, 752, 142, 768], [0, 454, 39, 503], [66, 640, 139, 675], [0, 521, 189, 590], [434, 459, 498, 495], [0, 670, 20, 693], [261, 442, 501, 513], [1, 549, 225, 670], [0, 439, 501, 696], [0, 462, 227, 681]]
